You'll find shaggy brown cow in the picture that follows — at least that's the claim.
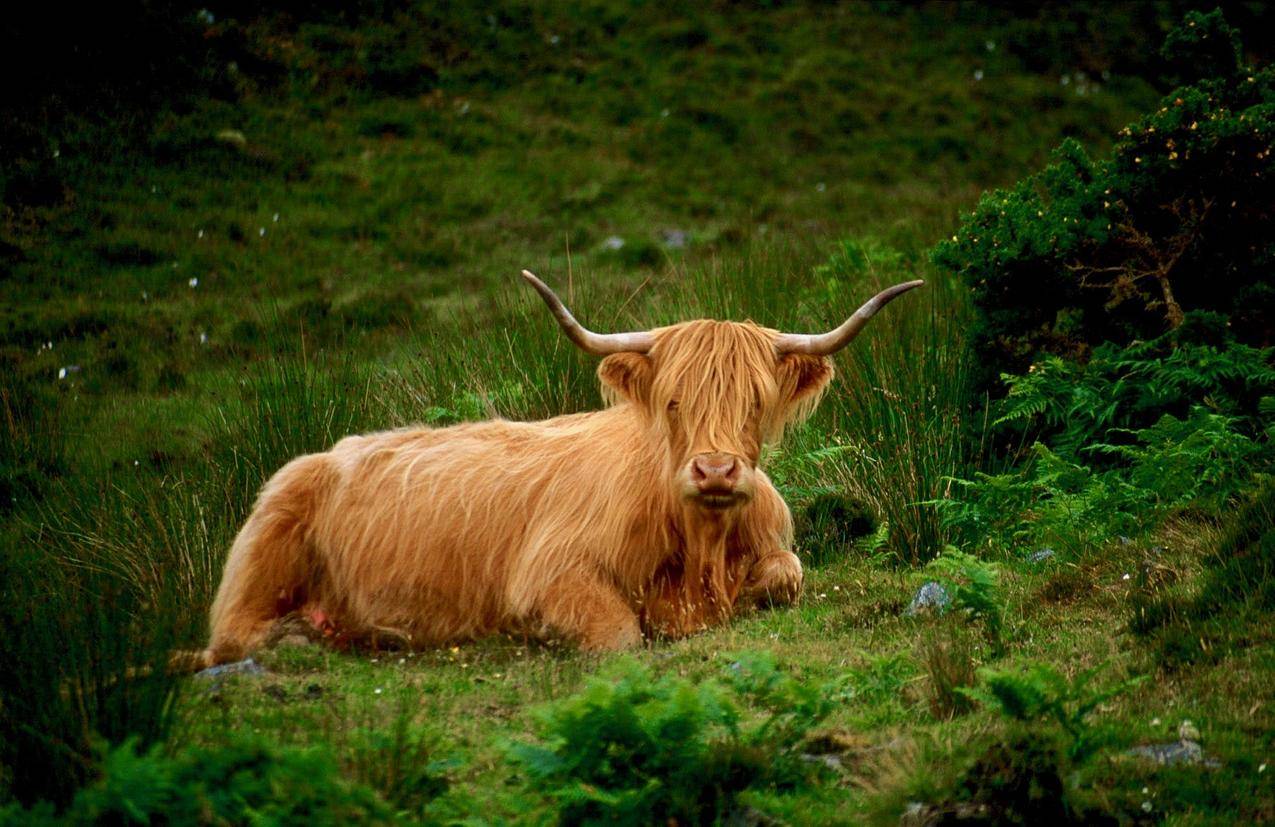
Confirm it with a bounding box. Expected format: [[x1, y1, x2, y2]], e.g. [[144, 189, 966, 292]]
[[201, 271, 922, 665]]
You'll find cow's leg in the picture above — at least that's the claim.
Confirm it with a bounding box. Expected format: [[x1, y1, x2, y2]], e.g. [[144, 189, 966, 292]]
[[739, 551, 804, 608], [205, 456, 328, 665], [538, 573, 643, 652], [729, 473, 803, 609]]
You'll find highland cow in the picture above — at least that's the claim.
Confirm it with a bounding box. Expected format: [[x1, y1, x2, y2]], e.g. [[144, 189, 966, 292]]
[[201, 271, 922, 665]]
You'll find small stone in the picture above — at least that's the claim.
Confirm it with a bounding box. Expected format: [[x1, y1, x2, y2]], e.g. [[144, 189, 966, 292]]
[[660, 228, 688, 249], [1127, 740, 1207, 766], [1027, 547, 1055, 564], [905, 582, 951, 616], [602, 235, 625, 250], [194, 657, 265, 681]]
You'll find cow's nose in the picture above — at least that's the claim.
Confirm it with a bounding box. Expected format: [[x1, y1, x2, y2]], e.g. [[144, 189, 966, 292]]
[[691, 453, 740, 493]]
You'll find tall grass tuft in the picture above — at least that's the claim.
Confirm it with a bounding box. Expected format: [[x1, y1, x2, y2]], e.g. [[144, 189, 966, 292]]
[[0, 337, 398, 807]]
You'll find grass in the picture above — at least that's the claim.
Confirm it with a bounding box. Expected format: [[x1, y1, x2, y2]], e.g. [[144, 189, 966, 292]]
[[3, 2, 1272, 823]]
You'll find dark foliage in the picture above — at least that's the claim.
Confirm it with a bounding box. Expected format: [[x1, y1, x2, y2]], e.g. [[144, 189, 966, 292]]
[[934, 10, 1274, 389], [0, 736, 396, 825]]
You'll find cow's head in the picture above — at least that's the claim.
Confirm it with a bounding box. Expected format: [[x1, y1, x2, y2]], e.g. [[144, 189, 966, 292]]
[[521, 270, 922, 513]]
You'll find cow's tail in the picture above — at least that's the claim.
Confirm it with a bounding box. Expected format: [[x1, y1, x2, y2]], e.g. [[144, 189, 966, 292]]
[[203, 453, 334, 666]]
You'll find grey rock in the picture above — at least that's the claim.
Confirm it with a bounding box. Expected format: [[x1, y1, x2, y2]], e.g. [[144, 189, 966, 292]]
[[1126, 738, 1219, 768], [1027, 547, 1056, 564], [602, 235, 625, 250], [905, 581, 951, 617], [660, 229, 689, 249], [194, 657, 265, 682]]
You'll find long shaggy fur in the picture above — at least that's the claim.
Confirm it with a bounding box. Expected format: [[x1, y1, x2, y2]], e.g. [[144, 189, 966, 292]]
[[203, 321, 831, 665]]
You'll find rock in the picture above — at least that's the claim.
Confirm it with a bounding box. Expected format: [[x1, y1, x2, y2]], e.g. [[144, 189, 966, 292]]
[[602, 235, 625, 250], [660, 228, 689, 249], [1027, 547, 1056, 564], [904, 581, 951, 616], [1126, 740, 1213, 767], [1127, 722, 1218, 768], [194, 657, 264, 682]]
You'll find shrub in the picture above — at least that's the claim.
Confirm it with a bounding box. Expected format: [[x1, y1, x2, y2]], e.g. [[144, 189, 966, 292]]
[[937, 327, 1275, 554], [922, 547, 1004, 650], [992, 319, 1275, 459], [0, 736, 393, 825], [509, 655, 830, 826], [933, 10, 1275, 388], [960, 662, 1144, 762]]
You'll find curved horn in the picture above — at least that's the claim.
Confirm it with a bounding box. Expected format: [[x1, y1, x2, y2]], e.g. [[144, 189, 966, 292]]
[[774, 280, 925, 356], [520, 270, 654, 355]]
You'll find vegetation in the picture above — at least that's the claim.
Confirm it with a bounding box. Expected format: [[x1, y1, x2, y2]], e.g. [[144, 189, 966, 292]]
[[933, 8, 1275, 385], [2, 4, 1272, 824]]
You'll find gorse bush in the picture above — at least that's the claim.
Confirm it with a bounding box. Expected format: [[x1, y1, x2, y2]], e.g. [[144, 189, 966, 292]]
[[934, 10, 1275, 386], [509, 655, 831, 826]]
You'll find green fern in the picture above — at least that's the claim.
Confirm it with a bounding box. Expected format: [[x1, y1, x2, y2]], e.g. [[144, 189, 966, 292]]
[[924, 546, 1004, 649], [960, 663, 1145, 761]]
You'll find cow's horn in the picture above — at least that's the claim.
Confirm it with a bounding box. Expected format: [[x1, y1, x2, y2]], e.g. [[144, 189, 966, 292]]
[[520, 270, 654, 355], [774, 280, 925, 356]]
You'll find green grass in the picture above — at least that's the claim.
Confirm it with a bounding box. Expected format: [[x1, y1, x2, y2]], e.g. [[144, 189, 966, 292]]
[[3, 3, 1272, 823]]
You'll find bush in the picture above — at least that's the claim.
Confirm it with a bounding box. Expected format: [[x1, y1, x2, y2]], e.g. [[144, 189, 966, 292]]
[[921, 547, 1005, 650], [933, 10, 1275, 388], [0, 736, 393, 825], [960, 662, 1143, 762], [938, 328, 1275, 555], [509, 655, 830, 826]]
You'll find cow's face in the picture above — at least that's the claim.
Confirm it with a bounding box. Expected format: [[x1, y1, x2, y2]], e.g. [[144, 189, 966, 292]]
[[597, 321, 832, 512]]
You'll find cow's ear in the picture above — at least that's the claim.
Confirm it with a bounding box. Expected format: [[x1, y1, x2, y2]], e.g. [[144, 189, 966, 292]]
[[777, 354, 833, 414], [598, 352, 653, 407]]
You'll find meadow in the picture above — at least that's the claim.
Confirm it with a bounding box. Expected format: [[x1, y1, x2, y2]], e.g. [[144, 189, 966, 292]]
[[2, 3, 1272, 823]]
